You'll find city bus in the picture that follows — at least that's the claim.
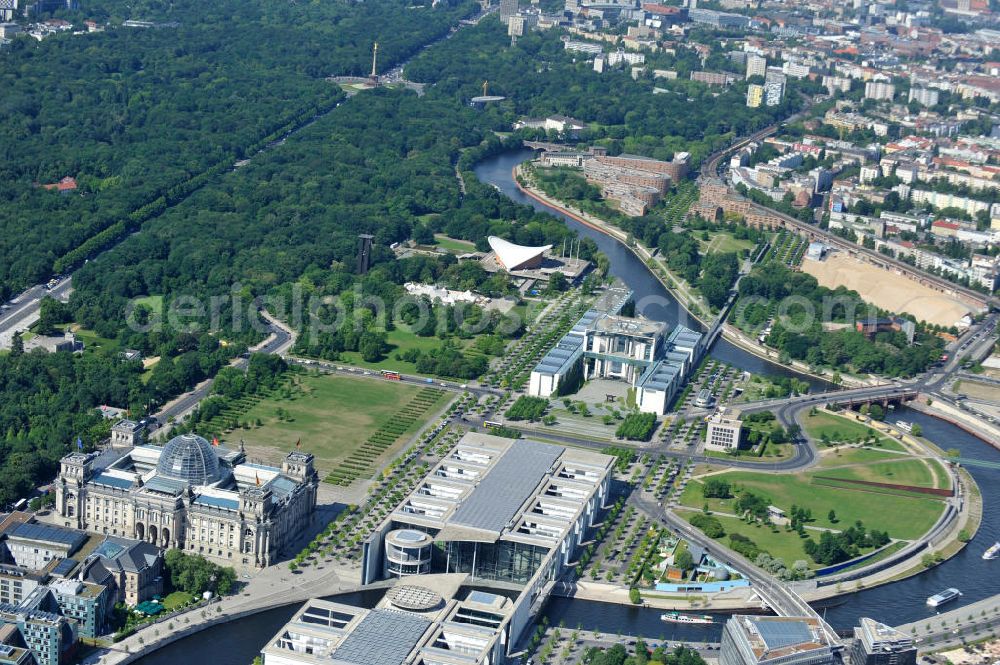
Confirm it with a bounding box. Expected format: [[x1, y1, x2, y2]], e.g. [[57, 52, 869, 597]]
[[484, 420, 504, 431], [381, 370, 401, 381]]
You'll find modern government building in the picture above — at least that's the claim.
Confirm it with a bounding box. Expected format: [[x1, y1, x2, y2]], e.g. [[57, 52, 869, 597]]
[[528, 284, 704, 413], [261, 432, 614, 665], [721, 615, 841, 665], [53, 433, 318, 569]]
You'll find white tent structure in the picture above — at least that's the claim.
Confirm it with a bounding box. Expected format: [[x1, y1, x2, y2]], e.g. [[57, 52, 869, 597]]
[[488, 236, 552, 271]]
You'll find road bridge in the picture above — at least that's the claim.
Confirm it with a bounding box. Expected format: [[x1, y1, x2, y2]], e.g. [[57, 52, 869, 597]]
[[522, 140, 579, 152], [631, 494, 842, 644], [738, 385, 919, 414]]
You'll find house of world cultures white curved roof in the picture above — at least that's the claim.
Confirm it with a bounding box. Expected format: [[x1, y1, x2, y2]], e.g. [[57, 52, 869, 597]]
[[487, 236, 552, 271]]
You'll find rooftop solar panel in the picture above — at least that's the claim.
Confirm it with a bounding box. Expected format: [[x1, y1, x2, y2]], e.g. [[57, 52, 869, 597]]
[[9, 523, 86, 548], [332, 609, 430, 665], [754, 619, 815, 650]]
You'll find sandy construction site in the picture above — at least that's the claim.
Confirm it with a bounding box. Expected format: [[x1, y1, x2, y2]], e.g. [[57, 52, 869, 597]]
[[801, 251, 973, 328]]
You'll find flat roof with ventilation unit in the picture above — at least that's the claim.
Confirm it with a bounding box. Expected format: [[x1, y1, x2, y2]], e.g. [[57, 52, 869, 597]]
[[449, 440, 562, 536]]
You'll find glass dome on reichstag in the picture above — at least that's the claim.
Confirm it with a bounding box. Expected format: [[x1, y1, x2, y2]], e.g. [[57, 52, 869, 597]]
[[156, 433, 222, 485]]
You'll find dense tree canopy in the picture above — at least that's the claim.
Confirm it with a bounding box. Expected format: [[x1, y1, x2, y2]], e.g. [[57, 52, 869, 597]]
[[405, 19, 803, 164], [739, 262, 943, 376], [0, 0, 475, 297]]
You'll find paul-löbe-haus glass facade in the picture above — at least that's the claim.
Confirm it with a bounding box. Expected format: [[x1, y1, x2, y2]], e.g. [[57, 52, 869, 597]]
[[442, 540, 550, 585], [360, 433, 615, 661]]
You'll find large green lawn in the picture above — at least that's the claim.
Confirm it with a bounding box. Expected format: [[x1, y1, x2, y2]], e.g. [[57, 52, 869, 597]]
[[162, 591, 195, 611], [698, 232, 755, 256], [816, 447, 905, 467], [234, 373, 447, 473], [818, 458, 950, 490], [433, 233, 476, 253], [705, 514, 821, 566], [682, 468, 945, 540], [801, 411, 906, 451]]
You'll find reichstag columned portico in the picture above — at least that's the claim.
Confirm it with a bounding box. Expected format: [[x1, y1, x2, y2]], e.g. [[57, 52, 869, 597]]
[[54, 433, 318, 568]]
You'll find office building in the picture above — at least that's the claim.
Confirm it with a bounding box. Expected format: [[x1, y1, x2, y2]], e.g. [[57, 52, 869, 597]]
[[582, 153, 689, 215], [261, 580, 515, 665], [583, 315, 667, 384], [46, 579, 111, 639], [692, 71, 737, 87], [355, 433, 613, 658], [705, 411, 743, 451], [564, 39, 603, 55], [850, 618, 917, 665], [0, 627, 34, 665], [508, 14, 525, 37], [747, 83, 764, 108], [2, 525, 86, 572], [0, 568, 42, 608], [746, 54, 767, 79], [110, 419, 146, 448], [527, 287, 703, 413], [721, 615, 839, 665], [55, 434, 318, 569], [79, 536, 163, 606], [688, 7, 749, 28], [0, 604, 76, 665], [531, 285, 663, 399]]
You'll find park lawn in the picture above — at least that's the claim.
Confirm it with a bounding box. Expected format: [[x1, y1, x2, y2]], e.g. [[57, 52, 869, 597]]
[[433, 234, 476, 253], [801, 411, 906, 451], [682, 470, 944, 540], [235, 373, 446, 474], [801, 411, 879, 442], [162, 591, 195, 611], [699, 232, 755, 256], [706, 513, 820, 567], [816, 447, 905, 468], [818, 458, 951, 490], [761, 442, 795, 459], [338, 324, 472, 374]]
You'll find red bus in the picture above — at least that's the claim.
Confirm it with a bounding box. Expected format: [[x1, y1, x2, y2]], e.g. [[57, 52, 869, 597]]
[[381, 370, 401, 381]]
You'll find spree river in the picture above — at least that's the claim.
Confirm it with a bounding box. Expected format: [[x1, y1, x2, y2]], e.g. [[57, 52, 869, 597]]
[[136, 152, 1000, 663], [475, 149, 830, 389]]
